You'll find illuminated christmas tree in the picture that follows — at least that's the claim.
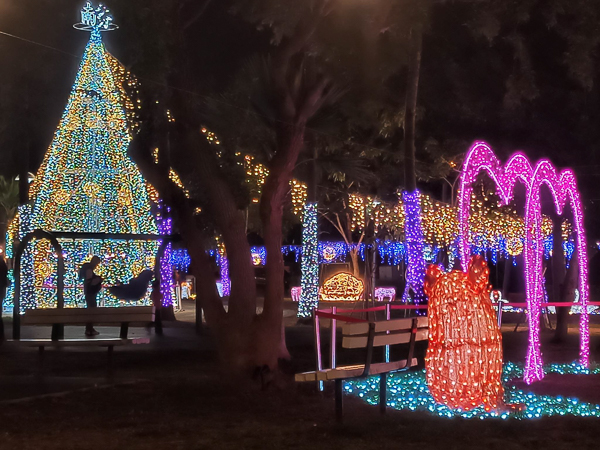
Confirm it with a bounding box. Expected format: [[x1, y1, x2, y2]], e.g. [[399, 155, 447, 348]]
[[11, 3, 166, 309]]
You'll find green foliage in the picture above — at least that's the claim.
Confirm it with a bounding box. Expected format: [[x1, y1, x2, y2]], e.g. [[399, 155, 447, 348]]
[[0, 176, 19, 222]]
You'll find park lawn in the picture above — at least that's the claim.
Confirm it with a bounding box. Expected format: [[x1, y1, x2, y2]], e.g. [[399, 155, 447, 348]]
[[0, 323, 598, 449], [0, 371, 598, 450]]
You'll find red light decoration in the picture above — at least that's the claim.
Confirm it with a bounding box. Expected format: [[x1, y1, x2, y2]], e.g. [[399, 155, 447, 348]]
[[424, 256, 504, 412], [320, 273, 364, 302]]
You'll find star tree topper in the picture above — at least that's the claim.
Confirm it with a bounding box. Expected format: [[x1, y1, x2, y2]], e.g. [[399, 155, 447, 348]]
[[74, 2, 118, 32]]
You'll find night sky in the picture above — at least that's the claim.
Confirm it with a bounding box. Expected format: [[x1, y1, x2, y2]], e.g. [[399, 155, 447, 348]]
[[2, 0, 600, 237]]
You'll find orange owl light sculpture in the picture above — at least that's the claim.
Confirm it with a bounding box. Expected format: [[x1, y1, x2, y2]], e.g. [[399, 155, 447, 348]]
[[424, 256, 504, 412], [319, 273, 364, 302]]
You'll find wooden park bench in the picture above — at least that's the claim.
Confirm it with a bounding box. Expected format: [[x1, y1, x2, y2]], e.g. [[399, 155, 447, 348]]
[[295, 315, 428, 421], [14, 306, 156, 378]]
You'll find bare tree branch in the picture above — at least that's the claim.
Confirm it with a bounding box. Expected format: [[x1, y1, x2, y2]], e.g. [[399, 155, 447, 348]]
[[182, 0, 214, 31]]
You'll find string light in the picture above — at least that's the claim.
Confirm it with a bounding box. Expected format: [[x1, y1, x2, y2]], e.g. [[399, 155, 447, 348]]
[[345, 362, 600, 419], [298, 203, 319, 317], [169, 169, 189, 198], [524, 160, 590, 383], [374, 287, 396, 302], [290, 180, 308, 218], [319, 273, 364, 302], [424, 257, 504, 412], [217, 242, 230, 297], [322, 245, 337, 263], [458, 142, 590, 384], [291, 286, 302, 302], [344, 191, 556, 259], [402, 190, 426, 304], [156, 202, 176, 307], [170, 249, 191, 272], [11, 8, 158, 309]]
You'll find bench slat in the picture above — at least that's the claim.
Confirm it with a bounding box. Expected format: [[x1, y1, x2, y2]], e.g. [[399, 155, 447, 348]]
[[342, 328, 428, 348], [24, 307, 154, 316], [23, 314, 154, 325], [342, 317, 428, 336], [22, 307, 155, 325], [374, 317, 427, 333], [15, 337, 150, 347], [295, 358, 419, 382]]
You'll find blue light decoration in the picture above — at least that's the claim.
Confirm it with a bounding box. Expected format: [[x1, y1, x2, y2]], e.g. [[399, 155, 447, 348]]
[[4, 205, 35, 311], [563, 239, 575, 269], [282, 245, 301, 262], [298, 203, 319, 318], [402, 190, 427, 304], [217, 251, 230, 297], [7, 4, 159, 309], [170, 249, 191, 272], [345, 362, 600, 419], [250, 246, 267, 266]]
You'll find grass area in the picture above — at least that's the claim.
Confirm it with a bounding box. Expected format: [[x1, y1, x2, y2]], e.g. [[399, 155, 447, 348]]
[[2, 373, 599, 449], [0, 322, 599, 449]]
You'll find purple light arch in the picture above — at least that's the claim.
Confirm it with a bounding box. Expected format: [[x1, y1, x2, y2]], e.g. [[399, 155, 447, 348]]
[[458, 142, 590, 384]]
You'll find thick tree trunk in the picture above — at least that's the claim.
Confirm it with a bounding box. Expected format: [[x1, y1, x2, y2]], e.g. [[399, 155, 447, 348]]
[[175, 129, 257, 327], [404, 26, 423, 192], [258, 125, 305, 368], [131, 124, 263, 372]]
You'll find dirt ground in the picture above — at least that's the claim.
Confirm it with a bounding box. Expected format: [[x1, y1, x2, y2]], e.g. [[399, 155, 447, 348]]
[[1, 307, 600, 450]]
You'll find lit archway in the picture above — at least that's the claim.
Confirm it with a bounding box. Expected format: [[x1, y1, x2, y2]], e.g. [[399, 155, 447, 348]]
[[458, 142, 589, 383]]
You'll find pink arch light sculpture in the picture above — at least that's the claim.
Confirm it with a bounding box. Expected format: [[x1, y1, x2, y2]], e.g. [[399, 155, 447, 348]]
[[458, 142, 590, 384]]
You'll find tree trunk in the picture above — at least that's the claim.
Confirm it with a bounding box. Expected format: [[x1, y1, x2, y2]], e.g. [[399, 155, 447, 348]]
[[554, 252, 578, 344], [350, 250, 360, 278], [502, 257, 511, 298], [404, 25, 423, 192], [257, 125, 305, 368], [550, 216, 567, 342], [131, 121, 263, 372], [401, 27, 426, 305]]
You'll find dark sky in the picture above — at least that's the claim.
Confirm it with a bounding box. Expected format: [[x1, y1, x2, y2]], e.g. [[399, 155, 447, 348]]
[[2, 1, 600, 238], [0, 0, 267, 176]]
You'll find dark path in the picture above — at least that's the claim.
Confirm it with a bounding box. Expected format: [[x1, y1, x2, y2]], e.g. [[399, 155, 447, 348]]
[[0, 305, 599, 449]]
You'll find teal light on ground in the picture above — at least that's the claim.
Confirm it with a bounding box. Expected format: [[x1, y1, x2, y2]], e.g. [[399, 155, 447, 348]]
[[345, 362, 600, 419]]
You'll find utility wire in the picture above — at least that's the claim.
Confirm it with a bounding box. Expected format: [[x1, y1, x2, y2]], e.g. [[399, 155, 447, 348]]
[[0, 30, 78, 58]]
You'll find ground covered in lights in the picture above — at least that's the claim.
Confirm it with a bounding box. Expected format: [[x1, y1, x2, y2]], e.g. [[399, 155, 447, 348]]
[[346, 362, 600, 419]]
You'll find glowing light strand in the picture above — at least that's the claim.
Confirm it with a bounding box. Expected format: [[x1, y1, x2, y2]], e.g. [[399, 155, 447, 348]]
[[17, 13, 158, 309], [345, 362, 600, 419], [458, 142, 590, 383], [402, 190, 426, 304], [424, 257, 504, 411], [298, 203, 319, 318]]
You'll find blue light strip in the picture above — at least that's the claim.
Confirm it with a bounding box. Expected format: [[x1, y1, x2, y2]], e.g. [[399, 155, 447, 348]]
[[345, 362, 600, 419]]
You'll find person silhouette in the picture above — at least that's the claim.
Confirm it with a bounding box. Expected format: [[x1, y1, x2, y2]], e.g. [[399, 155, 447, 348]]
[[79, 256, 103, 336]]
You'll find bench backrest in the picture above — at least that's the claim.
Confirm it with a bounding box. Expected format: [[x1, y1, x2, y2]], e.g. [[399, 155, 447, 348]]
[[341, 317, 428, 349], [22, 306, 155, 326]]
